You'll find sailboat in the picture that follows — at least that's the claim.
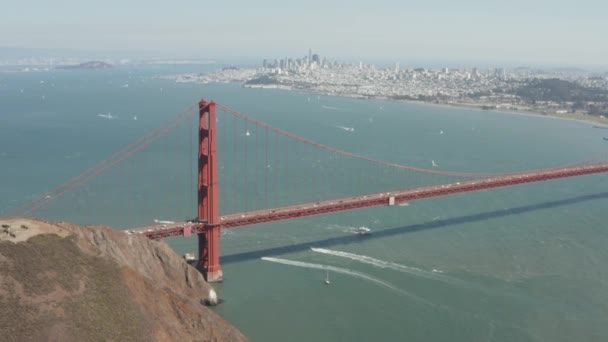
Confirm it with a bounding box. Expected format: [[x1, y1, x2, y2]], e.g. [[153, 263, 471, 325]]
[[245, 130, 251, 137], [324, 270, 331, 285]]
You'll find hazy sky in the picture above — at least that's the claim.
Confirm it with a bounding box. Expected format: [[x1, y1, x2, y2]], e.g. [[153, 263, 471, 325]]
[[1, 0, 606, 66]]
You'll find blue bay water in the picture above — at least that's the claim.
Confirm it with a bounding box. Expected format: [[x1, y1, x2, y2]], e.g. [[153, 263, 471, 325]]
[[2, 65, 608, 341]]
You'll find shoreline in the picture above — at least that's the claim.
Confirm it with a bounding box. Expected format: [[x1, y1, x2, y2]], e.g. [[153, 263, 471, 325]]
[[175, 77, 608, 128], [243, 83, 608, 128], [394, 99, 608, 128]]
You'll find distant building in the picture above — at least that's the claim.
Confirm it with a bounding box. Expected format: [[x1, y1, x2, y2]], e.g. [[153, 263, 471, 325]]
[[308, 48, 312, 66], [495, 68, 506, 79]]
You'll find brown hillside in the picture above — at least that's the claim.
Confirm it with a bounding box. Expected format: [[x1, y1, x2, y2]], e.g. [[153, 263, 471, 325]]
[[0, 219, 247, 342]]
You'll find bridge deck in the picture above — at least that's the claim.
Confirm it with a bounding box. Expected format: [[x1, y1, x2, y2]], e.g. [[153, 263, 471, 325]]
[[128, 164, 608, 239]]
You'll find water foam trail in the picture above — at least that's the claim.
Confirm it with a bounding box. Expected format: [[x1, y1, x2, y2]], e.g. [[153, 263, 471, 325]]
[[311, 248, 439, 278], [311, 248, 482, 291], [261, 257, 431, 304], [334, 125, 355, 132], [262, 257, 503, 325]]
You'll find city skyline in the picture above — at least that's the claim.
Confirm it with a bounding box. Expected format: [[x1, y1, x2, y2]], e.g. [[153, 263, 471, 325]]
[[1, 0, 607, 67]]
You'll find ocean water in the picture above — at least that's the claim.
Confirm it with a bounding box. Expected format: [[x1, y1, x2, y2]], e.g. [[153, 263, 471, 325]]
[[2, 65, 608, 341]]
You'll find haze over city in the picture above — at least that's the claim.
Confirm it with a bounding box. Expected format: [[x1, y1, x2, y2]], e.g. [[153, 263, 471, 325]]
[[1, 0, 607, 67]]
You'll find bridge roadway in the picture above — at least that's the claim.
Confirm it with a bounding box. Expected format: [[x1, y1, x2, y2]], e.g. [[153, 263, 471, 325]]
[[127, 164, 608, 240]]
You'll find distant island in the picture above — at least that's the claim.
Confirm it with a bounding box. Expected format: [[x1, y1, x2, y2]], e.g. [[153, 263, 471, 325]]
[[57, 61, 113, 70]]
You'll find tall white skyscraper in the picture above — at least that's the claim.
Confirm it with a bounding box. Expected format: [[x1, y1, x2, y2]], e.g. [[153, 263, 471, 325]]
[[308, 48, 312, 66]]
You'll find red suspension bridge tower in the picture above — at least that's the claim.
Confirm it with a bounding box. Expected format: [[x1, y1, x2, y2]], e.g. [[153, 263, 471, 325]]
[[197, 100, 222, 282]]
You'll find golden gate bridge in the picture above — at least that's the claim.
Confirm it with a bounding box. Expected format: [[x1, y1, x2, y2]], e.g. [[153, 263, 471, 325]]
[[4, 100, 608, 282]]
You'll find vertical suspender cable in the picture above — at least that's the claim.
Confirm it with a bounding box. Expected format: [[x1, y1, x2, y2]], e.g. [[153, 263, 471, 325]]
[[233, 115, 237, 213], [265, 126, 269, 209], [222, 110, 227, 214], [285, 135, 288, 205], [189, 122, 193, 217], [275, 132, 279, 207], [255, 123, 259, 211], [244, 119, 248, 211]]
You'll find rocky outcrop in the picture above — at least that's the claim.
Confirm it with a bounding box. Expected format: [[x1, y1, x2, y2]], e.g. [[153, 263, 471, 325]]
[[0, 219, 247, 341]]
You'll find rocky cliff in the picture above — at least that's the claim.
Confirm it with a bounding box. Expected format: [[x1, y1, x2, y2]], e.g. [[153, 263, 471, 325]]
[[0, 219, 247, 341]]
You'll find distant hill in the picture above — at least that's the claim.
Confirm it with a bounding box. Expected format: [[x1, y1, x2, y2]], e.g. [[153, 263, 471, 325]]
[[245, 75, 279, 85], [0, 219, 248, 341], [57, 61, 113, 70], [514, 78, 608, 103]]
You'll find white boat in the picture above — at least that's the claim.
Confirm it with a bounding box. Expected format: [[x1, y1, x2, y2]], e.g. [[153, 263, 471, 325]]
[[153, 219, 175, 225], [355, 227, 371, 235], [98, 112, 114, 119], [337, 125, 355, 132], [324, 270, 331, 285], [432, 160, 438, 167], [245, 130, 251, 136]]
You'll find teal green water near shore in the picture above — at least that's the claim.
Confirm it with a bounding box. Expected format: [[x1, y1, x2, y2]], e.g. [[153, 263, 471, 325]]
[[2, 65, 608, 341]]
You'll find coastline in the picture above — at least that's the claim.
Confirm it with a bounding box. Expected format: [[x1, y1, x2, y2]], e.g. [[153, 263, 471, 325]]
[[393, 99, 608, 128], [199, 79, 608, 128], [260, 84, 608, 128]]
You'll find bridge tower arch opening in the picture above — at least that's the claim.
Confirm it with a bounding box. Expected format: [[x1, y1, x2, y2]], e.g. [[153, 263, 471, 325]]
[[197, 100, 223, 282]]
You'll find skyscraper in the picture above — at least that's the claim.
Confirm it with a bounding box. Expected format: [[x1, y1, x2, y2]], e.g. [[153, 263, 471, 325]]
[[308, 48, 312, 66]]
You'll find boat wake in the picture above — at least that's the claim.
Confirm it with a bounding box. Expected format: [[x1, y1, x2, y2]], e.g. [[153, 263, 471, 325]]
[[221, 229, 236, 237], [98, 113, 116, 120], [261, 257, 428, 303], [324, 224, 370, 235], [310, 248, 476, 290], [335, 125, 355, 132], [322, 105, 340, 110], [262, 256, 499, 326]]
